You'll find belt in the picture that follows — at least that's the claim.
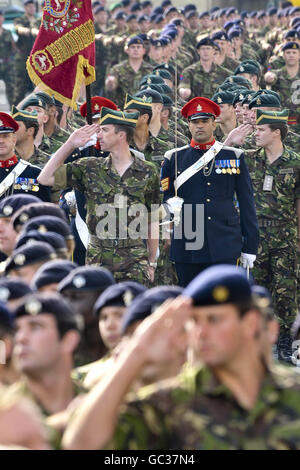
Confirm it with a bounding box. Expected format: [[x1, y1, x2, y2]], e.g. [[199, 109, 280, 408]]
[[258, 218, 284, 228], [89, 235, 144, 248]]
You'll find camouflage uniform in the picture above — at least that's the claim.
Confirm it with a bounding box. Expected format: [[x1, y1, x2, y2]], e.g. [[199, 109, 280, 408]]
[[65, 153, 160, 285], [269, 67, 300, 133], [244, 146, 300, 333], [219, 56, 240, 73], [14, 15, 40, 104], [15, 146, 50, 169], [105, 59, 153, 108], [108, 363, 300, 450], [0, 28, 15, 106], [179, 62, 231, 100]]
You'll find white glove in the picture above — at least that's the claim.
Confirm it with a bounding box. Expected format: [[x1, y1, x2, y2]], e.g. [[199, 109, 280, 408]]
[[240, 253, 256, 269], [78, 133, 98, 151]]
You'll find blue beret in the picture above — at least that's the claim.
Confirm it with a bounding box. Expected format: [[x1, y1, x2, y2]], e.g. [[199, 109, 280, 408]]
[[251, 285, 273, 319], [211, 30, 229, 41], [115, 11, 127, 20], [291, 16, 300, 27], [164, 28, 177, 38], [58, 266, 115, 293], [13, 204, 68, 231], [126, 14, 137, 22], [282, 41, 300, 51], [267, 7, 277, 16], [183, 265, 253, 306], [153, 6, 163, 15], [161, 0, 171, 7], [95, 6, 105, 13], [164, 6, 178, 16], [199, 10, 209, 19], [130, 3, 142, 13], [154, 14, 164, 24], [6, 241, 56, 274], [149, 13, 157, 22], [290, 6, 300, 15], [0, 278, 33, 302], [228, 27, 243, 39], [0, 194, 40, 218], [137, 14, 149, 23], [31, 259, 77, 290], [94, 281, 146, 317], [186, 10, 198, 19], [170, 18, 184, 27], [223, 20, 235, 30], [141, 1, 152, 7], [137, 33, 150, 41], [248, 11, 257, 18], [122, 286, 183, 334], [240, 11, 248, 19], [122, 0, 130, 6], [226, 7, 238, 17], [22, 215, 73, 240], [0, 301, 14, 331], [257, 11, 266, 19], [196, 37, 215, 48], [284, 29, 300, 39], [209, 6, 219, 14], [14, 292, 81, 331], [184, 4, 197, 13], [15, 230, 67, 252]]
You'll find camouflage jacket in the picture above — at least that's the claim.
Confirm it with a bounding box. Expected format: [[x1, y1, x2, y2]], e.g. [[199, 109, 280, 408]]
[[66, 153, 160, 237], [244, 146, 300, 225], [179, 62, 231, 99], [0, 28, 15, 62], [130, 132, 171, 170], [108, 363, 300, 450], [219, 55, 240, 73], [269, 66, 300, 128], [49, 126, 70, 153], [15, 146, 50, 169], [106, 59, 153, 108]]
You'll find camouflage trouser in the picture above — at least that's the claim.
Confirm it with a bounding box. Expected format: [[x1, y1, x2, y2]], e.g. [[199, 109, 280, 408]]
[[252, 225, 298, 333], [0, 62, 15, 106], [13, 54, 34, 105], [155, 239, 178, 286], [297, 250, 300, 308], [86, 237, 150, 286]]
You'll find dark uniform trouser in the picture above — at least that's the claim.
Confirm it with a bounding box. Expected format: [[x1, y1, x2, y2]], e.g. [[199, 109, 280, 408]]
[[175, 259, 237, 288], [252, 224, 298, 334]]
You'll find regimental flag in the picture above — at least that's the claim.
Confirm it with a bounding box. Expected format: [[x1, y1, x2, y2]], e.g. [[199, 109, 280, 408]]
[[26, 0, 95, 109]]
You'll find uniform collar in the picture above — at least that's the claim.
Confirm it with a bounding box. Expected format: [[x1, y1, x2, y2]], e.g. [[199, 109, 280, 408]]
[[103, 152, 144, 172], [0, 155, 18, 168], [190, 138, 215, 150]]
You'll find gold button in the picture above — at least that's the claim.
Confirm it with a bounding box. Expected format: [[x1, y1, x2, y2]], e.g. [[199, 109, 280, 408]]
[[207, 199, 210, 202], [208, 217, 211, 220], [205, 167, 208, 170], [207, 182, 211, 186]]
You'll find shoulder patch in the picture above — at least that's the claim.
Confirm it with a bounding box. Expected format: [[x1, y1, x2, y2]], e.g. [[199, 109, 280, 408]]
[[221, 146, 244, 159], [164, 145, 189, 161]]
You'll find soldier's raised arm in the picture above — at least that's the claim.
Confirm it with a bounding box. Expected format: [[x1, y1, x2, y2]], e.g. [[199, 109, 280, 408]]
[[37, 124, 99, 186]]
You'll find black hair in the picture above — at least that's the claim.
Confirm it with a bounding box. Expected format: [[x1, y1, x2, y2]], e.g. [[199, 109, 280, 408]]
[[23, 120, 39, 139], [113, 124, 135, 143], [268, 122, 288, 141]]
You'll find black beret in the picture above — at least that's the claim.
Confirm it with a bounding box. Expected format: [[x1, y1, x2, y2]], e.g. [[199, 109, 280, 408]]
[[186, 10, 198, 19], [6, 241, 57, 274], [31, 259, 78, 290], [162, 94, 174, 107], [122, 286, 183, 334], [211, 30, 229, 41], [196, 37, 215, 48], [154, 15, 164, 24], [161, 0, 171, 7], [21, 215, 72, 240], [0, 194, 40, 218], [130, 3, 142, 13], [0, 278, 33, 302], [137, 14, 149, 23], [94, 281, 146, 317], [14, 292, 81, 331], [126, 14, 137, 23], [12, 203, 68, 231], [267, 7, 277, 16], [199, 11, 209, 19], [115, 11, 127, 20], [15, 230, 67, 252], [251, 285, 274, 320], [282, 41, 300, 51], [284, 29, 300, 39], [0, 301, 14, 331], [141, 1, 152, 7], [153, 6, 163, 15], [58, 266, 115, 293], [257, 11, 266, 19]]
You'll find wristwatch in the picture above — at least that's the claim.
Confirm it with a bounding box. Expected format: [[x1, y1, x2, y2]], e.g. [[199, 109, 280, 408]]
[[148, 261, 157, 269]]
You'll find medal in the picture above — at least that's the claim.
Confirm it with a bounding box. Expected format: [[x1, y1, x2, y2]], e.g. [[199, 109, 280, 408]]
[[215, 160, 222, 174], [21, 184, 27, 190], [231, 160, 237, 174], [236, 159, 240, 174], [32, 185, 39, 192]]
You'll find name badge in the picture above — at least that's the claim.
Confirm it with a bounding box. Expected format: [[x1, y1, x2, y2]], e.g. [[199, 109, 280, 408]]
[[263, 175, 273, 191], [279, 168, 294, 175]]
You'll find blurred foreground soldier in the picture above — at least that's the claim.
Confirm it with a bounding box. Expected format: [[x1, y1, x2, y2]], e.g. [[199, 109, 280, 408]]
[[0, 113, 51, 202], [245, 109, 300, 363], [63, 265, 300, 451], [10, 293, 84, 448], [15, 230, 69, 260], [37, 113, 160, 285], [161, 97, 259, 287], [74, 281, 146, 388], [5, 241, 57, 284], [0, 278, 33, 310], [31, 260, 77, 293], [58, 266, 115, 365], [0, 301, 19, 386]]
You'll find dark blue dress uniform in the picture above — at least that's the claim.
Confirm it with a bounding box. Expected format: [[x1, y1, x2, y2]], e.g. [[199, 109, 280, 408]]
[[161, 97, 259, 287]]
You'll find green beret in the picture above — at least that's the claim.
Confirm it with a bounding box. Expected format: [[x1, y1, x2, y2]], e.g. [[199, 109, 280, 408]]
[[249, 91, 281, 109], [159, 83, 173, 95], [223, 75, 252, 89], [256, 109, 289, 125], [139, 74, 165, 87], [212, 90, 235, 105], [234, 62, 260, 76], [124, 93, 152, 113], [154, 69, 173, 81], [140, 83, 164, 94], [232, 89, 255, 106], [11, 105, 39, 125], [100, 107, 139, 127], [161, 94, 174, 107], [21, 95, 47, 110], [34, 91, 55, 107], [241, 91, 257, 105], [153, 63, 176, 76]]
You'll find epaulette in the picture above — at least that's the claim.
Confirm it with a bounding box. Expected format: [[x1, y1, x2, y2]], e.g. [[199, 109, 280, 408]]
[[130, 149, 145, 161], [221, 146, 244, 159], [164, 145, 189, 161]]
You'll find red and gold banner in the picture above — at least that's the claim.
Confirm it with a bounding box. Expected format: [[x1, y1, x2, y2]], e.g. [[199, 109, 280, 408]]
[[26, 0, 95, 109]]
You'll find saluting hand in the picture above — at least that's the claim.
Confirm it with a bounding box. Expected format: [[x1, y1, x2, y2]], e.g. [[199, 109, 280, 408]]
[[68, 124, 99, 149]]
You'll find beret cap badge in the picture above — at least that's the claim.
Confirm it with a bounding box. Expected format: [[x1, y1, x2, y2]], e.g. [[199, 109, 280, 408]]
[[212, 286, 229, 303]]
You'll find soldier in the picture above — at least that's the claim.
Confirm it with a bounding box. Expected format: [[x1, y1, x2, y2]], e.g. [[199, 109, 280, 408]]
[[105, 36, 153, 107], [0, 278, 33, 310], [14, 0, 40, 104], [234, 61, 261, 92], [15, 230, 69, 260], [179, 37, 231, 102], [10, 293, 84, 448], [161, 97, 259, 287], [228, 26, 260, 62], [37, 110, 160, 285], [12, 106, 50, 168], [0, 113, 51, 202], [244, 109, 300, 363], [57, 266, 115, 365], [0, 10, 16, 107], [212, 90, 237, 142], [0, 301, 20, 386], [93, 6, 109, 34], [63, 265, 300, 451], [211, 31, 240, 72]]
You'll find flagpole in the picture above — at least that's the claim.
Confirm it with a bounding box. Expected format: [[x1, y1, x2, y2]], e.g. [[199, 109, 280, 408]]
[[85, 84, 95, 156]]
